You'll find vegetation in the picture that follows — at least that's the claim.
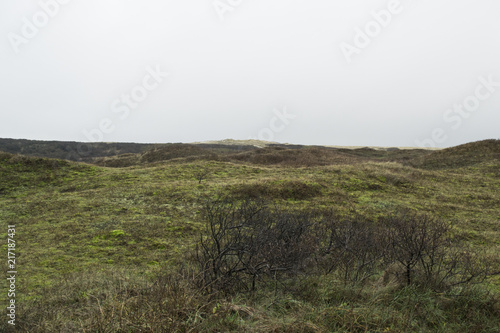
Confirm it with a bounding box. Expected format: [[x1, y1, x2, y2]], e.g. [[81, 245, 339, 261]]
[[0, 138, 158, 162], [0, 139, 499, 332]]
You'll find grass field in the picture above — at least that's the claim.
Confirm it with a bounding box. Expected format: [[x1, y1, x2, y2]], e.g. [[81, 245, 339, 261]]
[[1, 139, 499, 332]]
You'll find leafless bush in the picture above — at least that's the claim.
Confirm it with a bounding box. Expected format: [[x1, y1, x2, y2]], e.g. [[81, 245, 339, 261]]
[[381, 210, 450, 286], [196, 198, 317, 294], [381, 209, 499, 290], [196, 201, 499, 295], [318, 213, 384, 285], [413, 242, 500, 291]]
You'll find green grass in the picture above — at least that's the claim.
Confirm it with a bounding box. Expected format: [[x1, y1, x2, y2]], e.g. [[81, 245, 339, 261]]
[[0, 140, 499, 332]]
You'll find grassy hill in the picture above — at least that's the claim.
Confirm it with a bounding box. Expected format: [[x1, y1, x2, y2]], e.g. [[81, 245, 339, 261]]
[[409, 139, 500, 170], [92, 142, 433, 168], [1, 139, 499, 332]]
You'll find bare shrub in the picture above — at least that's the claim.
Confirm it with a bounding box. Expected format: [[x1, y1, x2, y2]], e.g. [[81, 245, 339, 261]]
[[381, 209, 500, 290], [196, 198, 317, 294], [382, 210, 450, 286], [318, 213, 384, 285], [415, 242, 500, 291], [196, 201, 499, 295]]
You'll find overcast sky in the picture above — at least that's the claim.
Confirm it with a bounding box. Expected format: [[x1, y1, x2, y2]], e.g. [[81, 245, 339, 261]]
[[1, 0, 499, 148]]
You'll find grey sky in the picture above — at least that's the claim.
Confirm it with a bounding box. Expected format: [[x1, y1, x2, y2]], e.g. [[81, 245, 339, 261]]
[[1, 0, 499, 148]]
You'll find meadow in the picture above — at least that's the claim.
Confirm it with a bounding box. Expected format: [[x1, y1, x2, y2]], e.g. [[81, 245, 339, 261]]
[[0, 139, 499, 332]]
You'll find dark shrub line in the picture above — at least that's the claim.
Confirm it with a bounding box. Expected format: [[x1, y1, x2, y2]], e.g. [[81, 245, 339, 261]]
[[195, 198, 499, 295]]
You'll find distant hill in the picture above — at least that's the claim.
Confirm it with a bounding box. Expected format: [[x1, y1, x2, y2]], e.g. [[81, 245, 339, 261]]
[[408, 139, 500, 170], [221, 146, 366, 166], [0, 138, 262, 165], [192, 138, 277, 148], [1, 137, 499, 170], [93, 143, 257, 167], [0, 138, 159, 162], [93, 144, 431, 167]]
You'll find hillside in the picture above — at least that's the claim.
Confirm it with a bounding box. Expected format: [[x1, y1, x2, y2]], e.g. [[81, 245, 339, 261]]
[[0, 139, 499, 332], [0, 138, 434, 166], [92, 142, 433, 168], [409, 139, 500, 170]]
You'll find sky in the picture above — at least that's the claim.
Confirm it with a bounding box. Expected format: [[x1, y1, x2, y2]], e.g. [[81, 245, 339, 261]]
[[1, 0, 499, 148]]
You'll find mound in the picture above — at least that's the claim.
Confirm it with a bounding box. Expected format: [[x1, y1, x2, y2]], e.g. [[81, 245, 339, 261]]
[[194, 138, 276, 148], [228, 180, 323, 200], [0, 152, 94, 194], [94, 144, 218, 167], [93, 143, 259, 167], [92, 153, 142, 167], [140, 144, 210, 163], [408, 139, 500, 169], [336, 147, 431, 163], [0, 152, 70, 171], [224, 146, 366, 167]]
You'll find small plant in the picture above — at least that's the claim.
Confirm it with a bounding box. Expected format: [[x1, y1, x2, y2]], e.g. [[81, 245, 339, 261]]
[[106, 230, 127, 239], [194, 167, 210, 184]]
